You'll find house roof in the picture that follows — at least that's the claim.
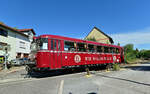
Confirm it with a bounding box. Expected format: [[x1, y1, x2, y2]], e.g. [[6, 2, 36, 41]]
[[85, 27, 114, 44], [0, 23, 35, 37], [18, 29, 36, 35]]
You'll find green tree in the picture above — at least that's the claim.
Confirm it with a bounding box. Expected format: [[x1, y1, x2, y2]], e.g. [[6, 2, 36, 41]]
[[143, 50, 150, 59], [139, 50, 150, 59], [124, 44, 134, 53], [138, 50, 145, 59], [136, 48, 139, 52], [135, 48, 140, 58], [124, 44, 136, 63]]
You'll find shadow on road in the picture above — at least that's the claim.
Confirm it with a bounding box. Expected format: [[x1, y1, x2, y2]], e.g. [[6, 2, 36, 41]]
[[24, 69, 83, 78], [97, 74, 150, 87], [68, 92, 97, 94], [24, 66, 106, 78], [87, 92, 97, 94], [125, 62, 150, 71]]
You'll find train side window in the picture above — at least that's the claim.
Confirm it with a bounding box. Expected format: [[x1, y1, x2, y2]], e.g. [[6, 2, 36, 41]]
[[51, 40, 54, 50], [97, 46, 102, 53], [64, 41, 76, 51], [77, 43, 86, 52], [116, 48, 119, 53], [102, 46, 104, 53], [54, 40, 57, 50], [110, 47, 114, 53], [108, 47, 111, 53], [113, 48, 116, 53], [88, 44, 95, 52], [107, 47, 109, 53], [58, 40, 61, 50], [104, 47, 109, 53]]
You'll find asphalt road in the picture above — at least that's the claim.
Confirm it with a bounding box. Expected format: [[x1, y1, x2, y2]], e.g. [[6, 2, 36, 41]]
[[0, 63, 150, 94]]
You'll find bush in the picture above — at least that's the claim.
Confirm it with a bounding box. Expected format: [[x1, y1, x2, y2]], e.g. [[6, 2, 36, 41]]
[[113, 63, 120, 71], [124, 44, 138, 63], [136, 50, 150, 60]]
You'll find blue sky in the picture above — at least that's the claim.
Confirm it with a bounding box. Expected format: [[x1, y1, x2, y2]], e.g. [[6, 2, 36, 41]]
[[0, 0, 150, 50]]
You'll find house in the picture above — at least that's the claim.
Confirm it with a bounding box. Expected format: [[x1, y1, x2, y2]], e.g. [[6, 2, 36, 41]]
[[85, 27, 114, 44], [18, 29, 36, 42], [0, 23, 35, 61]]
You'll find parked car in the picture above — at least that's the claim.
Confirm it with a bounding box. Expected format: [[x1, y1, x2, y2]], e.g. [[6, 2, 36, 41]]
[[11, 58, 29, 66], [22, 58, 29, 64]]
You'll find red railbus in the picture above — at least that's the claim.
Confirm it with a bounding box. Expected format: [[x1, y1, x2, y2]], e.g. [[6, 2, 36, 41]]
[[27, 34, 124, 71]]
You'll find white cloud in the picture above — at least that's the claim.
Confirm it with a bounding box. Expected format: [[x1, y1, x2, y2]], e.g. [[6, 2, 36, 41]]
[[111, 27, 150, 46]]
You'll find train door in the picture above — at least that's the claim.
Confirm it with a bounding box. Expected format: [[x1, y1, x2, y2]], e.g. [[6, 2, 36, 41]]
[[57, 40, 62, 68], [49, 39, 62, 69]]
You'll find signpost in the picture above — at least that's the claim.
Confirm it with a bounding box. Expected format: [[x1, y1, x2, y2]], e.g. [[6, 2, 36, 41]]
[[2, 45, 10, 70]]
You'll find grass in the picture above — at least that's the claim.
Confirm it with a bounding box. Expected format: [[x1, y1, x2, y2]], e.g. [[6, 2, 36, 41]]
[[126, 58, 142, 64]]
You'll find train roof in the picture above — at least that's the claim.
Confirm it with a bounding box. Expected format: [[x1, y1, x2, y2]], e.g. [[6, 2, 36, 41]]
[[37, 34, 122, 48]]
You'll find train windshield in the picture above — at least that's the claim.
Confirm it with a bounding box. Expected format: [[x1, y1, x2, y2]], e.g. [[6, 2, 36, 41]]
[[38, 38, 48, 50]]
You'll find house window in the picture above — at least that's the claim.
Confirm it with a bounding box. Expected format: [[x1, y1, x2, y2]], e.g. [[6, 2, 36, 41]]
[[0, 28, 8, 37], [16, 53, 21, 58], [0, 42, 7, 50], [19, 41, 26, 49], [0, 45, 3, 50], [28, 32, 32, 36]]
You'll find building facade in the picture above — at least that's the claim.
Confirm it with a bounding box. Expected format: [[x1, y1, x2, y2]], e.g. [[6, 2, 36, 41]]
[[0, 23, 35, 61], [85, 27, 114, 44]]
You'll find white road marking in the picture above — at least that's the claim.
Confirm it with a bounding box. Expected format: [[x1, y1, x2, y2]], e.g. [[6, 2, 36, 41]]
[[58, 80, 64, 94]]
